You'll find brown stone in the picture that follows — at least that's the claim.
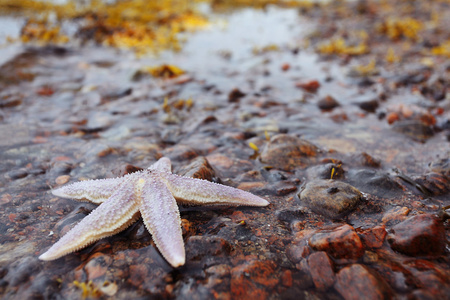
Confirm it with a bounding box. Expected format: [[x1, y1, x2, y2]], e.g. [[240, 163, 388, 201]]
[[414, 172, 449, 196], [359, 225, 387, 249], [228, 88, 246, 102], [231, 260, 278, 299], [164, 144, 198, 161], [306, 163, 345, 180], [55, 175, 71, 185], [388, 214, 446, 256], [318, 95, 340, 111], [206, 153, 253, 177], [185, 236, 232, 261], [128, 264, 148, 287], [309, 224, 364, 260], [260, 134, 320, 171], [177, 156, 215, 181], [286, 230, 315, 263], [281, 269, 293, 287], [371, 261, 414, 293], [307, 251, 335, 290], [84, 253, 112, 281], [355, 152, 381, 168], [299, 180, 362, 219], [335, 264, 393, 300], [295, 79, 320, 92], [382, 206, 410, 224]]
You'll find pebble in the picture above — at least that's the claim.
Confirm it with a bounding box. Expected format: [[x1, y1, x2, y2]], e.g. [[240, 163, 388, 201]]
[[7, 169, 28, 180], [55, 175, 70, 185], [381, 206, 410, 224], [306, 163, 345, 180], [347, 169, 402, 197], [358, 225, 387, 249], [428, 158, 450, 177], [353, 152, 381, 168], [4, 256, 40, 287], [306, 251, 335, 290], [231, 260, 278, 299], [414, 172, 449, 196], [286, 230, 315, 264], [391, 120, 434, 142], [299, 180, 362, 219], [128, 264, 148, 288], [260, 134, 320, 171], [356, 98, 379, 113], [228, 88, 246, 102], [387, 214, 446, 256], [276, 208, 305, 226], [176, 156, 215, 181], [371, 261, 413, 293], [84, 253, 112, 281], [317, 95, 340, 111], [334, 264, 393, 300], [295, 79, 320, 93], [185, 236, 232, 262], [309, 224, 365, 260]]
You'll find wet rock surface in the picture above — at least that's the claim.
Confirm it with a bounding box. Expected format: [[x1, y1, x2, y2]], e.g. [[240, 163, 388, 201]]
[[335, 264, 393, 300], [0, 0, 449, 299], [299, 180, 362, 219], [388, 214, 446, 257], [309, 224, 365, 260], [260, 134, 320, 171]]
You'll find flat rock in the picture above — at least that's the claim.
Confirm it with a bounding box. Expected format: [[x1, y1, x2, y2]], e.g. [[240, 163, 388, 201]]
[[299, 179, 362, 219]]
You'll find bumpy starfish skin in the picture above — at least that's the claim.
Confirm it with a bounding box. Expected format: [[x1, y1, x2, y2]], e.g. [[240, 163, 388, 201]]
[[40, 157, 269, 267]]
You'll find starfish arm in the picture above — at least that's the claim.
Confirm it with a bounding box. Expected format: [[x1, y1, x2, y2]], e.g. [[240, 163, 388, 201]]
[[52, 177, 125, 204], [40, 179, 140, 261], [148, 157, 172, 173], [138, 177, 185, 268], [163, 173, 270, 207]]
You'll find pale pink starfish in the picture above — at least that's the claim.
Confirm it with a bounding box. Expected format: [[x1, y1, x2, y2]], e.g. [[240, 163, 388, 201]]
[[39, 157, 269, 267]]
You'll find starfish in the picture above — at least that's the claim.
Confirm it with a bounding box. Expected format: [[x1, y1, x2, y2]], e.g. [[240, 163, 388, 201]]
[[39, 157, 269, 267]]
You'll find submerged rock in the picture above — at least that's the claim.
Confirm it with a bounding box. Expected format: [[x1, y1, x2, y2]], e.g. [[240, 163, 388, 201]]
[[387, 214, 446, 256], [306, 251, 336, 291], [306, 163, 345, 180], [391, 120, 434, 142], [177, 156, 216, 181], [309, 224, 365, 260], [299, 179, 362, 219], [428, 158, 450, 177], [260, 134, 320, 171], [317, 95, 340, 111], [413, 172, 449, 196], [347, 169, 402, 197], [231, 260, 278, 299], [335, 264, 393, 300]]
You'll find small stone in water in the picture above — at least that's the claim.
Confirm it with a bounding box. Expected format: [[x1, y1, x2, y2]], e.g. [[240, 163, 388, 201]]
[[299, 179, 362, 219]]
